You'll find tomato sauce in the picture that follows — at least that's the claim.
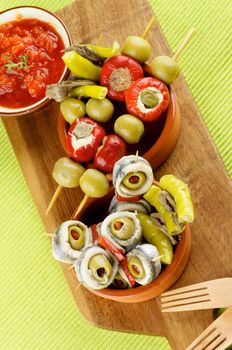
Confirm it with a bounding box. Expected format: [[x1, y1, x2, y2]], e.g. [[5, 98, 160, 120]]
[[0, 18, 65, 109]]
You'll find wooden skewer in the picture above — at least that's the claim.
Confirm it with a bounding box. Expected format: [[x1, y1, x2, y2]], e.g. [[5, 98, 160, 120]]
[[141, 16, 156, 39], [73, 194, 89, 219], [172, 28, 196, 61], [151, 255, 164, 263], [96, 32, 104, 46], [45, 232, 54, 237], [74, 283, 82, 291], [135, 150, 139, 161], [68, 264, 75, 271], [45, 184, 63, 215]]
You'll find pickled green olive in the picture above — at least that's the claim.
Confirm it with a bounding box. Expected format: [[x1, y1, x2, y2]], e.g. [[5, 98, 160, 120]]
[[112, 273, 129, 289], [121, 36, 151, 63], [114, 114, 144, 144], [52, 157, 85, 188], [60, 98, 86, 124], [122, 172, 146, 190], [150, 56, 180, 85], [128, 256, 145, 279], [110, 217, 135, 240], [88, 254, 112, 282], [68, 225, 85, 250], [86, 98, 114, 122], [79, 169, 109, 197]]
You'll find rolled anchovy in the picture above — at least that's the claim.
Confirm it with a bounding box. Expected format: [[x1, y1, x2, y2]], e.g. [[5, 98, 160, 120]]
[[63, 45, 105, 66], [109, 195, 152, 214], [112, 155, 153, 197], [127, 247, 155, 286], [111, 266, 132, 289], [46, 78, 95, 102], [150, 212, 178, 245], [52, 220, 92, 264], [137, 244, 161, 279], [100, 211, 142, 253], [75, 246, 118, 290]]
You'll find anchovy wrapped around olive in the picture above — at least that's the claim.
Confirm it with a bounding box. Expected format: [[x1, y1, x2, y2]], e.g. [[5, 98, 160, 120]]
[[127, 244, 161, 286], [52, 220, 92, 264], [100, 211, 142, 253], [111, 266, 133, 289], [112, 155, 153, 198], [109, 195, 152, 214], [75, 246, 118, 290]]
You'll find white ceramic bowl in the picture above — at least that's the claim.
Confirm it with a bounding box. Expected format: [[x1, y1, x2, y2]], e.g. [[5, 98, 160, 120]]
[[0, 6, 71, 117]]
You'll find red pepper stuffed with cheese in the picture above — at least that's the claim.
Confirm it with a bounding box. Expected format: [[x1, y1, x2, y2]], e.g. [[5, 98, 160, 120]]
[[66, 118, 105, 162]]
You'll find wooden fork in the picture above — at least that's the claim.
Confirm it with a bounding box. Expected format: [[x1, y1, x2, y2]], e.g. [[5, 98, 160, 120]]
[[186, 306, 232, 350], [160, 278, 232, 312]]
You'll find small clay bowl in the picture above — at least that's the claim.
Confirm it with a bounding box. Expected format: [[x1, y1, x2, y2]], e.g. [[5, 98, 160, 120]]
[[74, 187, 191, 303], [0, 6, 71, 117], [58, 89, 180, 170]]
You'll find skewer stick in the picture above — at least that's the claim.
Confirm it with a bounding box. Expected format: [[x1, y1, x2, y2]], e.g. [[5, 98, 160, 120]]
[[73, 194, 89, 219], [141, 16, 156, 39], [96, 32, 104, 46], [151, 255, 164, 263], [45, 232, 54, 237], [172, 28, 196, 61], [74, 283, 81, 291], [46, 184, 63, 215], [68, 264, 75, 271], [135, 150, 139, 161]]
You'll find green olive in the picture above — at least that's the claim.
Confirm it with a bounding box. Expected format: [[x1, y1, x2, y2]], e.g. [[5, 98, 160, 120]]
[[88, 254, 112, 282], [121, 36, 151, 62], [150, 56, 180, 85], [68, 225, 85, 250], [52, 157, 85, 188], [112, 273, 129, 289], [114, 114, 144, 144], [60, 98, 86, 124], [110, 217, 135, 240], [122, 172, 146, 190], [86, 98, 114, 122], [79, 169, 109, 197], [128, 256, 145, 279]]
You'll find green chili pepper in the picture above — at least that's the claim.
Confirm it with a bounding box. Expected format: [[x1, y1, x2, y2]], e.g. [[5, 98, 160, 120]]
[[144, 185, 182, 236], [87, 41, 120, 58], [69, 85, 108, 100], [137, 212, 173, 265], [159, 175, 194, 224], [62, 51, 101, 81]]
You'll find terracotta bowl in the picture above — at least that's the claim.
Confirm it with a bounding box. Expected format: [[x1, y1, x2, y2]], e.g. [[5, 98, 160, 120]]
[[75, 187, 191, 303], [0, 6, 71, 117], [58, 90, 180, 170]]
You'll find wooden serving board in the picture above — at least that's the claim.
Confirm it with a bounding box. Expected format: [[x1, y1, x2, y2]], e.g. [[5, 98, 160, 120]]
[[2, 0, 232, 349]]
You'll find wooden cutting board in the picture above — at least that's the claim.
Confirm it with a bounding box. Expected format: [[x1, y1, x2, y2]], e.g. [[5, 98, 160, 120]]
[[2, 0, 232, 349]]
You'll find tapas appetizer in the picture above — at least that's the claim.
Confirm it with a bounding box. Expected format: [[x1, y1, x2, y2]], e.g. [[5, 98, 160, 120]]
[[45, 17, 195, 214], [51, 154, 194, 296]]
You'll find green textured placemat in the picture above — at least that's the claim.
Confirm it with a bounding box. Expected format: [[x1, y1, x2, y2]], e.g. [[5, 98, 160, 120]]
[[0, 0, 231, 349]]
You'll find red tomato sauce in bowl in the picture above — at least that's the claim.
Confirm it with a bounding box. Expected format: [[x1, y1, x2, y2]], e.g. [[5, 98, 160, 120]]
[[0, 18, 65, 109]]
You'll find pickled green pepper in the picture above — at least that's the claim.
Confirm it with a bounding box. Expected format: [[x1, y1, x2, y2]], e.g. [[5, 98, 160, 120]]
[[137, 212, 173, 265], [159, 175, 194, 224], [69, 85, 108, 100], [62, 51, 101, 81], [87, 41, 120, 58]]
